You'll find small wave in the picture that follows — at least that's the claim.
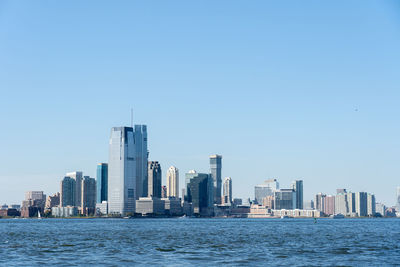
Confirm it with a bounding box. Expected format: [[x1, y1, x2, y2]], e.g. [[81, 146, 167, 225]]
[[156, 247, 176, 252]]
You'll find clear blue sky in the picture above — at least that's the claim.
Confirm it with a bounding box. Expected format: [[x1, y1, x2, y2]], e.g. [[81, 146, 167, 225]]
[[1, 1, 399, 206]]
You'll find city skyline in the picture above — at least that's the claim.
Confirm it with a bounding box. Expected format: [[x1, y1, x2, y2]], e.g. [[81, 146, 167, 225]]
[[1, 1, 400, 205]]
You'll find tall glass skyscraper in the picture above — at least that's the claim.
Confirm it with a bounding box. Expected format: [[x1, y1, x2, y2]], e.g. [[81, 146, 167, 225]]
[[66, 171, 83, 207], [134, 125, 148, 199], [210, 155, 222, 204], [291, 180, 303, 209], [147, 161, 161, 198], [60, 176, 76, 207], [108, 127, 136, 215], [96, 163, 108, 203], [185, 170, 214, 216]]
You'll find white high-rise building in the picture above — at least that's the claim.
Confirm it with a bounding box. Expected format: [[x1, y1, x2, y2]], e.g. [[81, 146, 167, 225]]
[[108, 127, 136, 216], [166, 166, 179, 198], [222, 177, 232, 204], [66, 171, 83, 207]]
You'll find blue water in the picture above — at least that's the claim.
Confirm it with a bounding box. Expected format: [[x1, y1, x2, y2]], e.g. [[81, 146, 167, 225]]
[[0, 218, 399, 266]]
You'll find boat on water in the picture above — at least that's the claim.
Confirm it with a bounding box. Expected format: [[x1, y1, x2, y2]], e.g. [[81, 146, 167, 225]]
[[38, 211, 42, 220], [331, 214, 345, 219], [280, 215, 290, 219]]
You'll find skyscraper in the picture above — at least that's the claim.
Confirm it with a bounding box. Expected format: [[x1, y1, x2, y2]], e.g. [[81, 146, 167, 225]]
[[335, 192, 348, 215], [134, 125, 148, 199], [222, 177, 232, 204], [96, 163, 108, 203], [81, 176, 97, 215], [66, 171, 83, 207], [61, 176, 76, 207], [291, 180, 303, 209], [274, 189, 296, 210], [108, 127, 136, 216], [315, 193, 326, 212], [185, 170, 214, 216], [324, 195, 335, 215], [166, 166, 179, 198], [148, 161, 162, 198], [210, 155, 222, 204], [355, 192, 368, 217], [367, 193, 376, 216], [254, 179, 279, 204]]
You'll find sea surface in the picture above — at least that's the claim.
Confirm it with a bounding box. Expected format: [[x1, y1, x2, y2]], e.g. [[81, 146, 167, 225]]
[[1, 218, 400, 266]]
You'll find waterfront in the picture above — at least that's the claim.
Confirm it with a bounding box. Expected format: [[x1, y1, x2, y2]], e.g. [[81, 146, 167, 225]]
[[1, 218, 400, 266]]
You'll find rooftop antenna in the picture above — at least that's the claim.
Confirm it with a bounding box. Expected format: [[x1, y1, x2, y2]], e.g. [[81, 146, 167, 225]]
[[130, 108, 133, 128]]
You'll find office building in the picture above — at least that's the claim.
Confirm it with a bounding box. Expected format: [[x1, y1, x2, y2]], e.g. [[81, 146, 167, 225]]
[[161, 186, 167, 198], [148, 161, 162, 198], [45, 193, 60, 211], [210, 155, 222, 204], [185, 170, 214, 216], [336, 189, 347, 194], [96, 201, 108, 215], [108, 127, 136, 216], [274, 189, 296, 210], [60, 177, 76, 207], [254, 179, 279, 204], [355, 192, 368, 217], [291, 180, 303, 209], [66, 171, 83, 207], [96, 163, 108, 203], [166, 166, 179, 198], [304, 200, 314, 210], [135, 197, 165, 216], [262, 195, 274, 209], [134, 125, 148, 198], [21, 191, 46, 217], [375, 203, 385, 216], [367, 193, 376, 216], [52, 206, 78, 217], [222, 177, 232, 205], [25, 191, 45, 202], [81, 176, 97, 215], [347, 192, 356, 215], [335, 190, 347, 215], [324, 195, 335, 215], [162, 197, 183, 216], [315, 193, 326, 212]]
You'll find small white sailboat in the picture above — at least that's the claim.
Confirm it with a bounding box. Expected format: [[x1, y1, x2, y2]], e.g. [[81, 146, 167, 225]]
[[38, 211, 42, 220]]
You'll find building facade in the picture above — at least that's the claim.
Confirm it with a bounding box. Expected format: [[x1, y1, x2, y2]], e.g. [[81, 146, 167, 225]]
[[222, 177, 232, 205], [254, 179, 279, 204], [61, 176, 76, 207], [96, 163, 108, 203], [367, 193, 376, 216], [355, 192, 368, 217], [291, 180, 303, 209], [166, 166, 179, 198], [210, 155, 222, 204], [81, 176, 97, 215], [134, 125, 148, 199], [185, 170, 214, 216], [148, 161, 162, 198], [66, 171, 83, 207], [324, 195, 335, 215], [45, 193, 60, 211], [274, 189, 296, 210], [108, 127, 136, 216]]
